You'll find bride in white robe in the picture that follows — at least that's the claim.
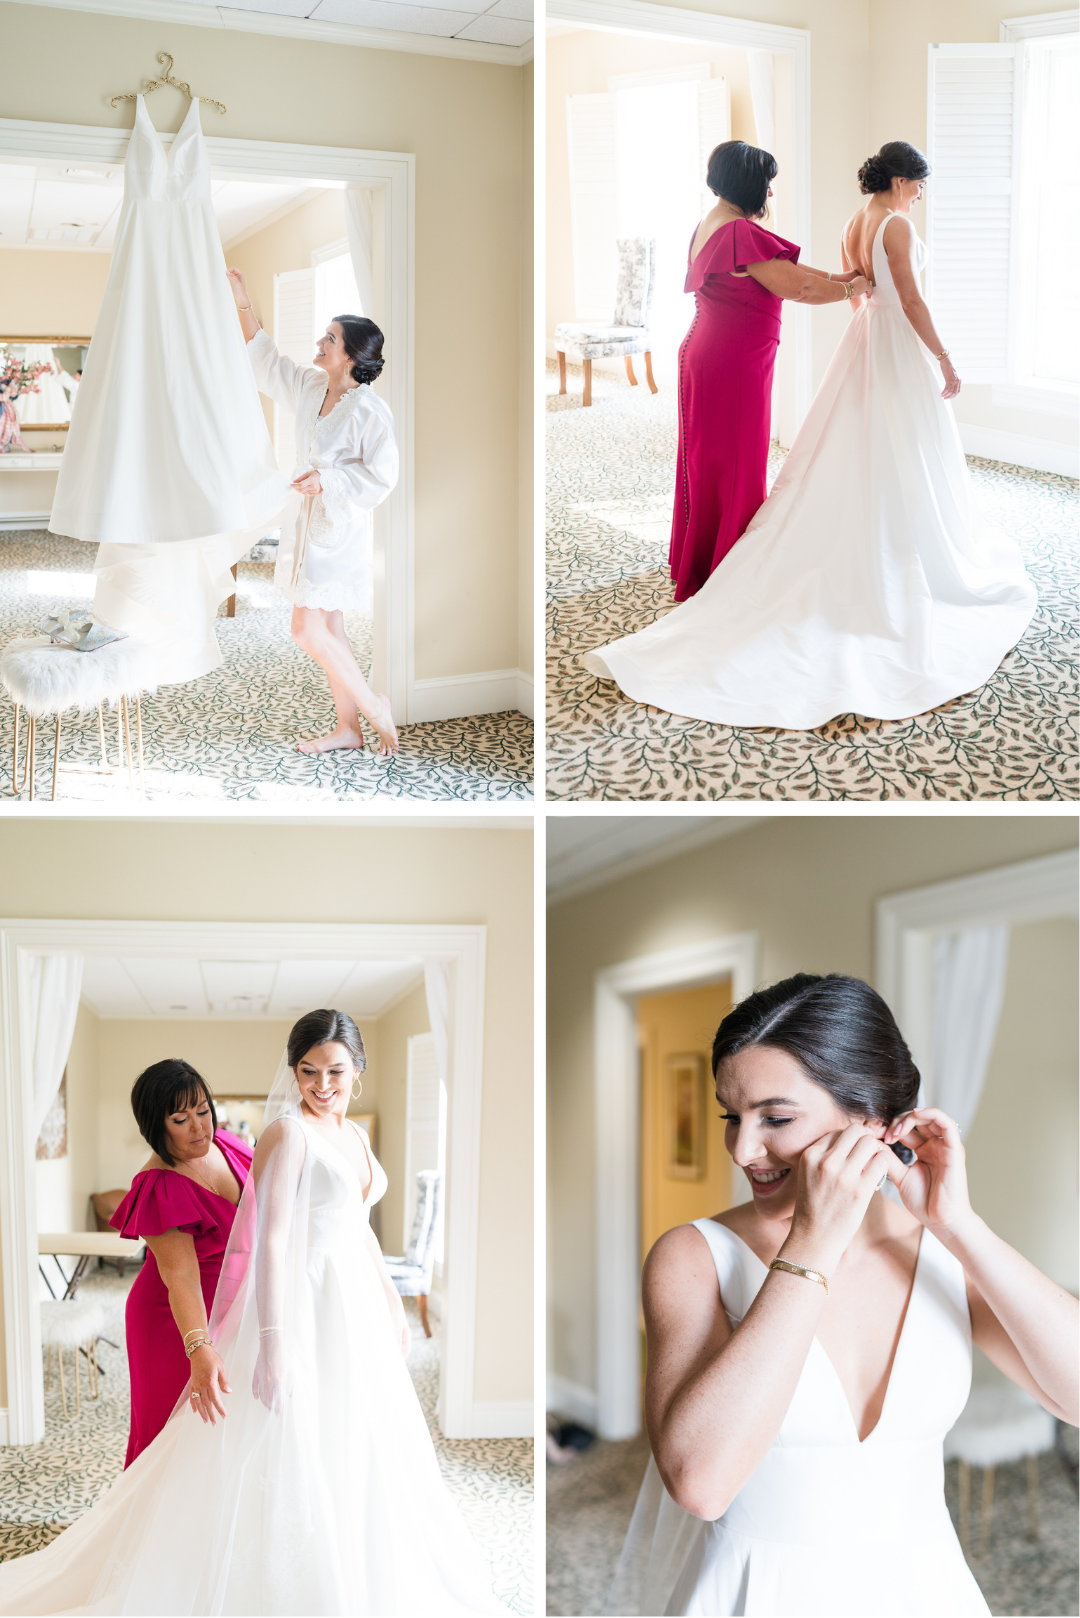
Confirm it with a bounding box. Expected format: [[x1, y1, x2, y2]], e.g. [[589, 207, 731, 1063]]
[[0, 1011, 507, 1617], [228, 270, 400, 757], [584, 142, 1037, 730]]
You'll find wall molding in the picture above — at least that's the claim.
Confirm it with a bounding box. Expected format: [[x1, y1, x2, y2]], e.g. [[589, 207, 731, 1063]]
[[0, 511, 54, 530], [0, 918, 488, 1444], [8, 0, 532, 67], [410, 666, 534, 721], [468, 1399, 533, 1438], [593, 932, 759, 1439], [958, 422, 1079, 477], [547, 1373, 599, 1427]]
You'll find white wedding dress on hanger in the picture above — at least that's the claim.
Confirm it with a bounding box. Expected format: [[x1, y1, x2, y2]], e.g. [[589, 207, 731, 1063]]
[[49, 94, 288, 685], [606, 1219, 990, 1618], [0, 1065, 506, 1617], [584, 217, 1037, 729]]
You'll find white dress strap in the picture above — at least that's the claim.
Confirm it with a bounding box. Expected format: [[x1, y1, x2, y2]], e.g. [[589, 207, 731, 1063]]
[[690, 1218, 763, 1325]]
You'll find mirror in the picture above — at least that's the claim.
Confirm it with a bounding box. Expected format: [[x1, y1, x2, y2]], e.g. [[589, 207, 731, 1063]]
[[0, 339, 90, 444]]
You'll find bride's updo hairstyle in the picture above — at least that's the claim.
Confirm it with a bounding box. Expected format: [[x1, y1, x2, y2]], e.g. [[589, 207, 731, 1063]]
[[130, 1059, 218, 1166], [334, 314, 385, 387], [857, 140, 931, 195], [711, 973, 920, 1125], [706, 140, 777, 220], [287, 1007, 367, 1073]]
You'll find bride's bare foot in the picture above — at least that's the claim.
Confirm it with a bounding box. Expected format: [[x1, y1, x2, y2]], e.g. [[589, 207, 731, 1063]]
[[296, 726, 365, 754], [365, 694, 399, 757]]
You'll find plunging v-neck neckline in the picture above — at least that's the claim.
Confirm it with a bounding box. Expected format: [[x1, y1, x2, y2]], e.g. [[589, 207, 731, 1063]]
[[302, 1115, 374, 1204], [136, 94, 199, 167], [714, 1220, 926, 1445]]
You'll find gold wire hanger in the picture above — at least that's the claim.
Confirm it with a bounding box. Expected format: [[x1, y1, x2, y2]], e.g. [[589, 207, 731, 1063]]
[[109, 53, 226, 115]]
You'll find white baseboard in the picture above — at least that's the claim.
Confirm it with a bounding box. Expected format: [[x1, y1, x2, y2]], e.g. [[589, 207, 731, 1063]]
[[0, 510, 52, 530], [0, 1407, 7, 1445], [409, 667, 533, 723], [547, 1373, 599, 1427], [467, 1399, 533, 1438], [958, 424, 1079, 477]]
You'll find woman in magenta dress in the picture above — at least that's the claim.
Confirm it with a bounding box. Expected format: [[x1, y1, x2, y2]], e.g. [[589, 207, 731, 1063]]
[[671, 141, 872, 600], [110, 1059, 253, 1466]]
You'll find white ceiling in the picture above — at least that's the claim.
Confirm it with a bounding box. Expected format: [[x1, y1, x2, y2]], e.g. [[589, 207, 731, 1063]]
[[155, 0, 531, 48], [79, 955, 425, 1020], [547, 816, 764, 901], [0, 161, 333, 252]]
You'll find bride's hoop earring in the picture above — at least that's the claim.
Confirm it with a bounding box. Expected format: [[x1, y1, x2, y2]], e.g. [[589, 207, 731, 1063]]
[[351, 1076, 363, 1102]]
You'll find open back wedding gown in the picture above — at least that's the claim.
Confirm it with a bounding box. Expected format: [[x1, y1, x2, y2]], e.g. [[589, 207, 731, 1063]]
[[0, 1065, 506, 1617], [49, 95, 288, 684], [584, 216, 1037, 728], [605, 1219, 990, 1617]]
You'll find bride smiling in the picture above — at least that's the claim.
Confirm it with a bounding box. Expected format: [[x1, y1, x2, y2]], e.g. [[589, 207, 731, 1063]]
[[0, 1009, 505, 1617]]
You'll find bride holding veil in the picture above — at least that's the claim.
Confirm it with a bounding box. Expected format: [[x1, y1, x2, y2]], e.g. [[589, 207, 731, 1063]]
[[0, 1009, 506, 1617], [584, 141, 1038, 730]]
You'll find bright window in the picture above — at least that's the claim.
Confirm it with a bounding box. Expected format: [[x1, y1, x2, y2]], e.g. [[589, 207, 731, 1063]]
[[313, 245, 363, 341], [1014, 34, 1079, 389]]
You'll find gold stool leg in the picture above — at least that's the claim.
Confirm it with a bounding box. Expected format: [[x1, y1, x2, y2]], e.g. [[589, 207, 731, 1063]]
[[51, 713, 61, 802], [121, 697, 135, 797], [135, 697, 145, 798], [74, 1340, 80, 1418], [97, 703, 108, 768], [978, 1465, 995, 1560], [1026, 1453, 1039, 1540], [12, 702, 19, 793], [90, 1337, 99, 1399], [45, 1341, 51, 1392], [116, 705, 122, 770], [57, 1342, 68, 1420], [27, 714, 36, 801], [958, 1459, 970, 1558]]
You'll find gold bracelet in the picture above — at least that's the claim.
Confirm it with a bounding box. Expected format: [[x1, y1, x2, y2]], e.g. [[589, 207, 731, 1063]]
[[238, 304, 253, 312], [182, 1327, 208, 1343], [185, 1337, 212, 1357], [934, 347, 949, 361], [769, 1258, 829, 1296]]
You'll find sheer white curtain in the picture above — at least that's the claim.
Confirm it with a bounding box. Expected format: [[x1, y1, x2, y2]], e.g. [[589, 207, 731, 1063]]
[[930, 926, 1010, 1136], [27, 954, 83, 1137], [344, 186, 375, 318], [423, 959, 450, 1101], [747, 51, 775, 155]]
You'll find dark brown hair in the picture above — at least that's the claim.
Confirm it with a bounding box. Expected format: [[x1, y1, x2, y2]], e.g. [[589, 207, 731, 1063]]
[[332, 314, 385, 386], [857, 141, 930, 195], [706, 140, 777, 219], [130, 1059, 217, 1167], [287, 1008, 367, 1073]]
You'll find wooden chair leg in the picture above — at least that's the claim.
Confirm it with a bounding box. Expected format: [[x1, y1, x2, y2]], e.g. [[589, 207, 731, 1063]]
[[644, 350, 658, 394], [958, 1459, 970, 1558], [978, 1465, 995, 1560], [1026, 1453, 1039, 1540], [135, 698, 145, 799], [12, 703, 20, 793], [227, 563, 238, 618], [97, 703, 108, 768], [625, 356, 638, 386], [51, 713, 61, 802], [115, 705, 122, 771], [27, 714, 36, 801], [57, 1342, 68, 1420], [121, 698, 135, 798], [45, 1342, 51, 1392], [582, 358, 592, 407], [418, 1294, 432, 1338], [557, 350, 567, 395]]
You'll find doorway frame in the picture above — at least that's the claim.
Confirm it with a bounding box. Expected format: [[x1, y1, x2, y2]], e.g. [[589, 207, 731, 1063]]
[[545, 0, 813, 430], [0, 917, 487, 1444], [875, 849, 1080, 1098], [0, 115, 415, 723], [593, 931, 758, 1439]]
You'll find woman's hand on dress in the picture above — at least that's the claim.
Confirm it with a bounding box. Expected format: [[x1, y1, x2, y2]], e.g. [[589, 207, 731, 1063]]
[[291, 470, 323, 498], [884, 1107, 974, 1239], [188, 1344, 231, 1425], [848, 274, 872, 297], [785, 1123, 895, 1274], [225, 268, 248, 306], [252, 1333, 291, 1416], [940, 357, 961, 401]]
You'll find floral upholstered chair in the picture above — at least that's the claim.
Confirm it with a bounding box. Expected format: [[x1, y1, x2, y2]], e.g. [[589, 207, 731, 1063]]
[[554, 237, 659, 407], [383, 1169, 442, 1338]]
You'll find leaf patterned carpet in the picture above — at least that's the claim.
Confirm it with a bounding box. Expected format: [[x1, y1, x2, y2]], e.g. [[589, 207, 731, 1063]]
[[0, 532, 533, 803], [0, 1271, 533, 1614], [546, 362, 1078, 801]]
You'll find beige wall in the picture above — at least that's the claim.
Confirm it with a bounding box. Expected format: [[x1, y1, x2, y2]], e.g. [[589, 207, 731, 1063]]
[[0, 820, 532, 1411], [547, 814, 1078, 1399], [0, 0, 529, 680], [0, 248, 108, 338]]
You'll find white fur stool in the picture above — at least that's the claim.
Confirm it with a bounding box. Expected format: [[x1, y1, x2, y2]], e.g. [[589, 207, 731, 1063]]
[[40, 1299, 107, 1420], [1, 635, 157, 801], [944, 1383, 1057, 1560]]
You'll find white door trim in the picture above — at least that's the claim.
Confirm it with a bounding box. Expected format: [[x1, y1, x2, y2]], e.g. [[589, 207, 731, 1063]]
[[875, 849, 1079, 1102], [0, 917, 487, 1443], [545, 0, 813, 428], [0, 117, 416, 726], [594, 931, 759, 1439]]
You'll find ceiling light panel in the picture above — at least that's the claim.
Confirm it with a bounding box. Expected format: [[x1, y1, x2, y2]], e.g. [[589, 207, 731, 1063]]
[[79, 956, 152, 1019], [266, 959, 357, 1019]]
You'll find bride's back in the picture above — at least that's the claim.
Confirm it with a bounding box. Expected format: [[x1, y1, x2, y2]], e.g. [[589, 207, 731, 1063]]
[[842, 201, 893, 280]]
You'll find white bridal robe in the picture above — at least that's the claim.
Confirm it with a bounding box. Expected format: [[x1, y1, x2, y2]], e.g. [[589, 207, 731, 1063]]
[[49, 94, 288, 685], [606, 1220, 991, 1618], [0, 1114, 506, 1617], [247, 328, 398, 616], [584, 217, 1037, 729]]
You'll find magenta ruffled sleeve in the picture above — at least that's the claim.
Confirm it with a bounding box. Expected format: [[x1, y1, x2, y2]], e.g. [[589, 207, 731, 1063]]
[[110, 1171, 223, 1241], [685, 219, 801, 293]]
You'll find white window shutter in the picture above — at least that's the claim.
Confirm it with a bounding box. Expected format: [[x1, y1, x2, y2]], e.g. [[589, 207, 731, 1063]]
[[926, 44, 1016, 382], [403, 1032, 443, 1253], [698, 78, 732, 214], [272, 267, 314, 475], [567, 93, 618, 319]]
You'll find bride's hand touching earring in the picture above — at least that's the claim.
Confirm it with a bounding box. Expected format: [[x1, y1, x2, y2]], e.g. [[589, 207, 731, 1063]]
[[883, 1108, 974, 1239]]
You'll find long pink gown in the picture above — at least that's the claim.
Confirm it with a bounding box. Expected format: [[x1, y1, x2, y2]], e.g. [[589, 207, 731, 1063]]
[[110, 1129, 252, 1466], [670, 218, 801, 600]]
